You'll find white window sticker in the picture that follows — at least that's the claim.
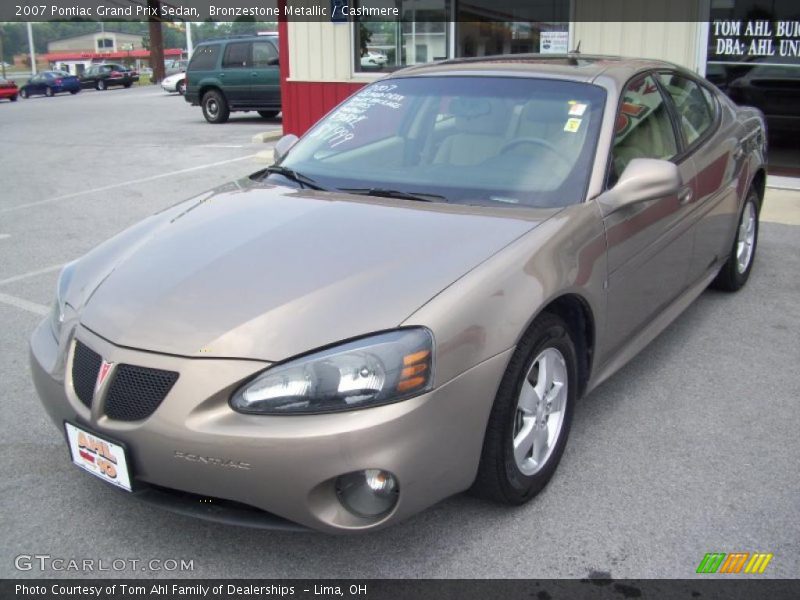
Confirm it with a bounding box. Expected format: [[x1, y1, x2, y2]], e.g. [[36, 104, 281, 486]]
[[568, 102, 587, 116]]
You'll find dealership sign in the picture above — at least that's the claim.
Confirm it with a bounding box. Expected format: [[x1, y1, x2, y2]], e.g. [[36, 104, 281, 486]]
[[711, 20, 800, 59]]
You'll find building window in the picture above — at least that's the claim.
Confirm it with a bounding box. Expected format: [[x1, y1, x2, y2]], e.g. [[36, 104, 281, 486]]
[[97, 38, 114, 51], [353, 1, 571, 74], [706, 0, 800, 176], [353, 0, 450, 73]]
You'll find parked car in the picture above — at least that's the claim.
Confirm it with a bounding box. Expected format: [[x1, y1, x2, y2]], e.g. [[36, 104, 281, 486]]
[[161, 71, 187, 95], [19, 71, 80, 98], [0, 77, 18, 101], [185, 34, 281, 123], [79, 64, 139, 91], [165, 59, 188, 76], [360, 50, 388, 69], [31, 56, 766, 533]]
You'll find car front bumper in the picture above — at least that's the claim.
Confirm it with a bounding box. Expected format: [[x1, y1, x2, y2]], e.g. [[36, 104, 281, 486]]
[[30, 319, 510, 533]]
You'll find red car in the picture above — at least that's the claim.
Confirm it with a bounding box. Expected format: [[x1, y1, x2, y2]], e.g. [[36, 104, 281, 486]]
[[0, 78, 18, 102]]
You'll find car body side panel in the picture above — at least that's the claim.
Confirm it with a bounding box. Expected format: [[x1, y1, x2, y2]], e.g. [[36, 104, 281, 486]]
[[403, 201, 608, 388], [599, 155, 696, 361], [684, 92, 750, 284]]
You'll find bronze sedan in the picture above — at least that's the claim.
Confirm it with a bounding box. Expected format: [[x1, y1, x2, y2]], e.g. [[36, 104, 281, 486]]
[[31, 55, 767, 533]]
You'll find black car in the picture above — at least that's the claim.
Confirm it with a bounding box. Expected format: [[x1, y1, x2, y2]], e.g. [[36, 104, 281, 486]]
[[79, 64, 139, 91]]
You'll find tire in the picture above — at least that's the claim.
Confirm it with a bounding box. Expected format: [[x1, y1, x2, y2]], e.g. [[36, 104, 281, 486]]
[[711, 188, 760, 292], [202, 90, 230, 124], [176, 80, 186, 95], [45, 87, 54, 97], [70, 90, 79, 95], [19, 89, 27, 99], [97, 80, 106, 91], [471, 313, 578, 504], [10, 95, 17, 102], [124, 82, 132, 88], [258, 110, 279, 119]]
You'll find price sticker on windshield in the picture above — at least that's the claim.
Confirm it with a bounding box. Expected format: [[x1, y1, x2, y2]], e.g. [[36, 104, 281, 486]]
[[564, 118, 582, 133], [568, 102, 588, 116]]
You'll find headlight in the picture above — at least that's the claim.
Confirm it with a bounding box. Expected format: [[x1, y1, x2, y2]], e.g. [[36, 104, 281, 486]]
[[50, 261, 76, 339], [231, 328, 434, 414]]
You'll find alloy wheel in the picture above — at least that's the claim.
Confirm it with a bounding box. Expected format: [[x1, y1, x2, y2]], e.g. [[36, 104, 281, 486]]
[[736, 201, 757, 274], [512, 347, 568, 476]]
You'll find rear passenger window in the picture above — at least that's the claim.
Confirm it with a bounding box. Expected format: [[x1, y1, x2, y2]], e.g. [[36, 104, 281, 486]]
[[189, 44, 220, 70], [657, 73, 715, 146], [222, 43, 251, 69], [252, 42, 278, 68], [610, 74, 679, 185]]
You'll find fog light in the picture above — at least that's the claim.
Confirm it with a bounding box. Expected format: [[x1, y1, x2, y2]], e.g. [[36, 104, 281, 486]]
[[335, 469, 399, 518]]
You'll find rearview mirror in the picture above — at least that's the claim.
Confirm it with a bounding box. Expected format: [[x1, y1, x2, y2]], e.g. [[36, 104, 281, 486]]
[[273, 134, 299, 164], [597, 158, 682, 216]]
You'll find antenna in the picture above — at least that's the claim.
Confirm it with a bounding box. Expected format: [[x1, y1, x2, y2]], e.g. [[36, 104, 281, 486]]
[[572, 40, 582, 54]]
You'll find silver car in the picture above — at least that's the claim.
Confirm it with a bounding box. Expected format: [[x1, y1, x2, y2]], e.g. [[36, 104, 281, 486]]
[[31, 55, 766, 533]]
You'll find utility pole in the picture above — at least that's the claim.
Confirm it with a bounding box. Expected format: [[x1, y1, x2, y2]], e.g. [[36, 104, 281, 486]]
[[26, 22, 37, 76], [186, 21, 193, 58], [0, 27, 6, 79], [147, 0, 165, 83]]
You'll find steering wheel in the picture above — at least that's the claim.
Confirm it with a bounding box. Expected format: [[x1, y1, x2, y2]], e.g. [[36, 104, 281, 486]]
[[498, 137, 572, 168]]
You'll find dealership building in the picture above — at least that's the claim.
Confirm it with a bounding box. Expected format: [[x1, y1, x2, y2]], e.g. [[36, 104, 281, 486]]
[[277, 0, 800, 180]]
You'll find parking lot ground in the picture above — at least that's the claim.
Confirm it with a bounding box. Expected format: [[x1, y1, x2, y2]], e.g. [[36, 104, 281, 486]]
[[0, 86, 798, 579]]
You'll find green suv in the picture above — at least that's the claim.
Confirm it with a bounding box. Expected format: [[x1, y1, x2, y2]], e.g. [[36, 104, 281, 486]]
[[185, 34, 281, 124]]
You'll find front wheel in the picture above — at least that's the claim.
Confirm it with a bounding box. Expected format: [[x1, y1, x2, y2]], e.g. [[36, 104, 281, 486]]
[[202, 90, 230, 124], [176, 80, 186, 95], [471, 312, 577, 504], [258, 110, 279, 119], [10, 95, 17, 102], [711, 188, 760, 291], [96, 80, 106, 91], [70, 90, 79, 95], [19, 89, 28, 99], [45, 87, 54, 97], [124, 82, 132, 88]]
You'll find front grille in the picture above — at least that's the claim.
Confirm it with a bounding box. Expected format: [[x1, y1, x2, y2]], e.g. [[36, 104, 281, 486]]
[[104, 364, 178, 422], [72, 340, 102, 408]]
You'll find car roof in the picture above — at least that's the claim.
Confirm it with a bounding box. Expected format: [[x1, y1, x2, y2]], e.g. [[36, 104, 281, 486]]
[[198, 34, 278, 46], [387, 54, 685, 85]]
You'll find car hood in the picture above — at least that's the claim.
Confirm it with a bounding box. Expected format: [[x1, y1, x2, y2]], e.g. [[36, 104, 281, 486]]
[[77, 183, 552, 361]]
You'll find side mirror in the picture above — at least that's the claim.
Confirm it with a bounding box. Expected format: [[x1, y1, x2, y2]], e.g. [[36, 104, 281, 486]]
[[268, 57, 280, 66], [597, 158, 682, 216], [273, 134, 299, 164]]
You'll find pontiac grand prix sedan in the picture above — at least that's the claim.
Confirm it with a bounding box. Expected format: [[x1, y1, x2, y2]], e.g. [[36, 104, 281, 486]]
[[31, 56, 766, 533]]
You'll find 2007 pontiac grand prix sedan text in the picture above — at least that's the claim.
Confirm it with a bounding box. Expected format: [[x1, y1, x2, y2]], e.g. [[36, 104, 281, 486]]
[[31, 56, 766, 533]]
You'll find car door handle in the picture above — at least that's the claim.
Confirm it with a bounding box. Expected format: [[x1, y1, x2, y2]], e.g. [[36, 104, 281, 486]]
[[678, 187, 693, 205]]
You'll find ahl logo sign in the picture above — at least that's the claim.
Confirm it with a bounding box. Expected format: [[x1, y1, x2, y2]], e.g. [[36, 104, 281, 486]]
[[696, 552, 773, 574]]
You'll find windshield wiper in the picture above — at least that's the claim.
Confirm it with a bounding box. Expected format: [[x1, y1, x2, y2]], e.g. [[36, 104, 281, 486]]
[[264, 165, 327, 191], [341, 188, 446, 203]]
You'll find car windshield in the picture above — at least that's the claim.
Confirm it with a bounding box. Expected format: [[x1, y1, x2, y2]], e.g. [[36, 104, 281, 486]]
[[278, 76, 606, 208]]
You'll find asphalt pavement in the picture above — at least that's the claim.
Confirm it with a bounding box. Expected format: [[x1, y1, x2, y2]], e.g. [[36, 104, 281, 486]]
[[0, 85, 798, 579]]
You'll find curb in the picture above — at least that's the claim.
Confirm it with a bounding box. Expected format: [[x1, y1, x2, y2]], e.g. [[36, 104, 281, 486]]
[[252, 130, 284, 144]]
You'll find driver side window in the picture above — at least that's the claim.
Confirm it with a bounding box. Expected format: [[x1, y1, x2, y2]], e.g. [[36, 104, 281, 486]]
[[610, 74, 678, 185]]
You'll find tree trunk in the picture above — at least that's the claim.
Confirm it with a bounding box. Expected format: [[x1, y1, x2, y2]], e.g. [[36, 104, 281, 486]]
[[147, 0, 165, 83]]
